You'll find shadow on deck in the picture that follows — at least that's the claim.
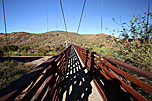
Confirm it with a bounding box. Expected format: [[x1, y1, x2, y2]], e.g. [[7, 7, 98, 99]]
[[57, 47, 92, 101]]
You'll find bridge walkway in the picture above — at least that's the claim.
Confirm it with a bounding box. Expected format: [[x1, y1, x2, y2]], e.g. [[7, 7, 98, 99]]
[[57, 46, 102, 101]]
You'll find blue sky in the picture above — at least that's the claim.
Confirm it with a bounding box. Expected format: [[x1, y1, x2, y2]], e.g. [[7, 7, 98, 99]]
[[0, 0, 151, 36]]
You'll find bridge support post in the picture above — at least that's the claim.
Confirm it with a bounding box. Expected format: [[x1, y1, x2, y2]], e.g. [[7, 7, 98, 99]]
[[90, 52, 96, 78], [84, 50, 89, 69]]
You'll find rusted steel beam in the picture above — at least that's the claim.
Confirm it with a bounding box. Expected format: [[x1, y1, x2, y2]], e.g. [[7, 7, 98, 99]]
[[94, 56, 152, 94], [94, 65, 110, 80], [96, 60, 149, 100], [105, 61, 152, 94], [21, 60, 57, 100], [85, 59, 108, 100], [35, 76, 53, 100], [97, 54, 152, 80], [89, 58, 148, 100], [43, 75, 59, 100], [0, 61, 51, 101], [93, 79, 108, 101]]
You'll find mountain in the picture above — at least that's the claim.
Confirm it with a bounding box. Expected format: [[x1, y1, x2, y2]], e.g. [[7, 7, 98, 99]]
[[0, 31, 114, 48]]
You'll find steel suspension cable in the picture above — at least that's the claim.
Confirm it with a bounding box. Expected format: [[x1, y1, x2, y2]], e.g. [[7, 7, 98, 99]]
[[59, 0, 70, 46], [147, 0, 150, 26], [59, 0, 68, 32], [46, 0, 48, 33], [2, 0, 9, 60], [100, 0, 103, 33], [146, 0, 150, 39], [77, 0, 87, 34]]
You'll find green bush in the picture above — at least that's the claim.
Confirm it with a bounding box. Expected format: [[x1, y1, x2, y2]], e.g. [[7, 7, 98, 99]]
[[52, 46, 65, 52], [20, 46, 30, 52], [100, 43, 104, 48], [47, 51, 58, 56], [2, 46, 8, 52], [104, 13, 152, 100], [59, 46, 65, 51], [0, 60, 32, 90], [8, 45, 19, 51], [85, 47, 93, 50], [110, 13, 152, 71], [52, 46, 60, 51], [0, 48, 4, 56], [2, 45, 19, 52]]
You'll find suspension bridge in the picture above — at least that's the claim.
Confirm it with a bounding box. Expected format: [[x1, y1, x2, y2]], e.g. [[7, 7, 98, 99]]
[[0, 44, 152, 101], [0, 0, 152, 100]]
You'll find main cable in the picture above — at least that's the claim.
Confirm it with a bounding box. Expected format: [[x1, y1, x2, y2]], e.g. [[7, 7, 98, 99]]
[[46, 0, 48, 33], [59, 0, 68, 32], [2, 0, 7, 34], [2, 0, 10, 65], [59, 0, 70, 45], [147, 0, 150, 26], [2, 0, 9, 56], [100, 0, 103, 33], [77, 0, 86, 34]]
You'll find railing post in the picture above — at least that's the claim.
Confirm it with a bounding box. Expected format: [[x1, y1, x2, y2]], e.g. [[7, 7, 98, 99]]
[[84, 50, 89, 69], [82, 49, 85, 64], [90, 52, 96, 78]]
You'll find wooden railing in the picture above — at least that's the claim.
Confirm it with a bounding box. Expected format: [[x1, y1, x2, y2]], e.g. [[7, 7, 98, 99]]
[[0, 45, 71, 101], [73, 44, 152, 101]]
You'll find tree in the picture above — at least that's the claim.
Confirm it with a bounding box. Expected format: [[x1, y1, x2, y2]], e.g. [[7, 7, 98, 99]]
[[8, 45, 19, 51], [20, 46, 30, 53], [111, 12, 152, 71]]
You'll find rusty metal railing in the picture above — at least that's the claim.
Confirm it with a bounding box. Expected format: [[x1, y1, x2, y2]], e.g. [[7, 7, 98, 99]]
[[0, 45, 71, 101], [0, 44, 152, 101], [73, 44, 152, 101]]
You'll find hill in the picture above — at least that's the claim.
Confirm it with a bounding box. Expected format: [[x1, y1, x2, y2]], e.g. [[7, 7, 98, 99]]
[[0, 31, 114, 49]]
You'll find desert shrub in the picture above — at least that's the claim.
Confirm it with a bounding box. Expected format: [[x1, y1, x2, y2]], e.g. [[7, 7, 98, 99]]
[[36, 47, 49, 56], [41, 48, 49, 55], [2, 46, 8, 52], [0, 48, 4, 56], [0, 60, 31, 90], [20, 46, 30, 52], [20, 51, 27, 55], [8, 45, 19, 51], [52, 46, 60, 51], [100, 43, 104, 48], [59, 46, 65, 51], [85, 47, 93, 50], [2, 45, 19, 52], [110, 13, 152, 71], [47, 51, 58, 56], [9, 51, 21, 56], [52, 46, 65, 52]]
